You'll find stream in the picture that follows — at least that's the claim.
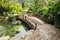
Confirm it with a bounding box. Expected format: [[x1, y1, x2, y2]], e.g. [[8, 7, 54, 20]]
[[15, 26, 27, 37], [0, 20, 28, 37]]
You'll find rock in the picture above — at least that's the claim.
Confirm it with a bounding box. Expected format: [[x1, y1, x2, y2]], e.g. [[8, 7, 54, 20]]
[[0, 36, 10, 40], [10, 24, 60, 40], [10, 30, 34, 40]]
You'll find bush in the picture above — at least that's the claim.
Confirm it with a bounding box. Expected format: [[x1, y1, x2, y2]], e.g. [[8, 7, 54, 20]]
[[41, 1, 60, 28], [0, 1, 22, 17], [27, 0, 41, 14], [54, 14, 60, 29], [28, 0, 60, 27], [53, 1, 60, 28], [0, 0, 24, 37]]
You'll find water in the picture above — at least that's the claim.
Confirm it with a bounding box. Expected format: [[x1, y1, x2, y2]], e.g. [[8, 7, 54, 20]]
[[0, 21, 28, 37], [15, 26, 27, 37]]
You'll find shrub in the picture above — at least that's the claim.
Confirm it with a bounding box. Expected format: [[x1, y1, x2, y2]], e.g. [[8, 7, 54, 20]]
[[0, 1, 22, 17], [53, 1, 60, 28], [0, 0, 24, 37]]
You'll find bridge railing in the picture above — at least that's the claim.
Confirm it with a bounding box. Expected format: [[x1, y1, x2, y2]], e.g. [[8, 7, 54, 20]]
[[22, 14, 37, 30]]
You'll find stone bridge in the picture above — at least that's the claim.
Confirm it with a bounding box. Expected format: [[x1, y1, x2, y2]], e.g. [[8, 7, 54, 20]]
[[18, 14, 38, 30]]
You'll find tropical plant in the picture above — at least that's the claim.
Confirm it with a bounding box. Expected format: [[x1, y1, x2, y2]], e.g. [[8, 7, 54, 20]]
[[0, 1, 22, 17]]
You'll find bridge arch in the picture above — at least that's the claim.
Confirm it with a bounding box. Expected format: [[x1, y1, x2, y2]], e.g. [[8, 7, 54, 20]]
[[16, 14, 37, 30]]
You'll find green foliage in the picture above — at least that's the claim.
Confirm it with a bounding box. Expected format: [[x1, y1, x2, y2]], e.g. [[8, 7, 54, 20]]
[[40, 0, 60, 27], [28, 0, 60, 27], [0, 0, 29, 37], [28, 0, 57, 14], [52, 1, 60, 15], [28, 0, 41, 14], [0, 20, 20, 37], [54, 14, 60, 29], [52, 1, 60, 28], [0, 1, 22, 17], [0, 17, 28, 37]]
